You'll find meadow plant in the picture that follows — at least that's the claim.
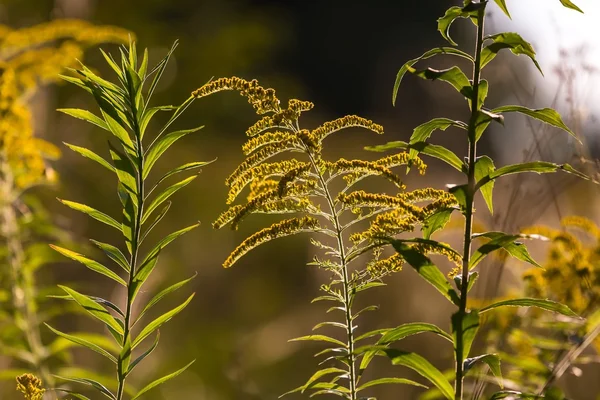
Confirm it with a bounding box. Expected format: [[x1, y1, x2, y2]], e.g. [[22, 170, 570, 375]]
[[48, 41, 212, 399], [0, 19, 130, 391], [192, 77, 462, 398]]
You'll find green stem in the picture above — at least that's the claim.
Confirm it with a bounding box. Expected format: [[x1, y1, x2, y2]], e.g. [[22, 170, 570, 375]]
[[116, 90, 145, 400], [0, 154, 53, 389], [455, 6, 485, 400]]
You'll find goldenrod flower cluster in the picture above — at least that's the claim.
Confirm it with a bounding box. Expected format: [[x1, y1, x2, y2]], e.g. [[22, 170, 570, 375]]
[[16, 374, 44, 400], [328, 159, 405, 188], [0, 19, 129, 188], [311, 115, 384, 142], [522, 216, 600, 314], [223, 217, 319, 268], [367, 253, 404, 279], [192, 77, 280, 114]]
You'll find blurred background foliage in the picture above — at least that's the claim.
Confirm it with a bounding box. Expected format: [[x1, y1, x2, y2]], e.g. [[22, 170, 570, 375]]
[[0, 0, 599, 399]]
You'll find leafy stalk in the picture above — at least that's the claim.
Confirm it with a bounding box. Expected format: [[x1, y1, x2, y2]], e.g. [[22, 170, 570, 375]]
[[455, 5, 485, 398], [53, 42, 205, 399]]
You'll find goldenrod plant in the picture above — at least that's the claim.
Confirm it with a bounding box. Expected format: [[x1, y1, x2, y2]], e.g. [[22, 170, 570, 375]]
[[16, 373, 45, 400], [470, 216, 600, 397], [0, 19, 129, 390], [363, 0, 591, 398], [50, 41, 211, 399], [193, 77, 463, 398]]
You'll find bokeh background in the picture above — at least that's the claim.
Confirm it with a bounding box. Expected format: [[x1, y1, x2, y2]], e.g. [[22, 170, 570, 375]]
[[1, 0, 600, 398]]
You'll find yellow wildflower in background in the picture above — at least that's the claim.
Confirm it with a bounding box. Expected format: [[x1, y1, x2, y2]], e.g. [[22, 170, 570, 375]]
[[16, 374, 44, 400]]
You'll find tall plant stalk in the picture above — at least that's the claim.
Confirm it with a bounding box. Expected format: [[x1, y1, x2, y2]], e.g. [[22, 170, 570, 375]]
[[455, 5, 485, 398]]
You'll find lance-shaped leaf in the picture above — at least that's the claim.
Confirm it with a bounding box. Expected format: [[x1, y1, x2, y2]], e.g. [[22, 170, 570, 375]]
[[52, 389, 91, 400], [391, 241, 460, 305], [132, 293, 195, 349], [148, 160, 216, 196], [109, 144, 138, 199], [464, 353, 502, 387], [366, 141, 465, 172], [142, 126, 204, 179], [125, 332, 160, 377], [359, 322, 453, 375], [140, 202, 171, 243], [481, 32, 542, 74], [492, 105, 578, 140], [51, 245, 126, 286], [293, 368, 347, 394], [408, 66, 472, 98], [480, 298, 579, 318], [53, 375, 116, 400], [142, 175, 198, 224], [423, 208, 455, 239], [357, 377, 427, 391], [383, 350, 454, 400], [45, 324, 117, 364], [408, 118, 467, 160], [474, 109, 504, 141], [493, 0, 511, 18], [130, 360, 195, 400], [438, 5, 480, 46], [58, 108, 109, 131], [90, 240, 130, 273], [452, 310, 480, 361], [469, 231, 544, 269], [289, 335, 347, 348], [476, 161, 589, 190], [64, 143, 115, 173], [58, 285, 123, 335], [134, 273, 197, 325], [139, 106, 176, 138], [474, 156, 495, 214], [58, 199, 121, 231], [490, 391, 541, 399], [100, 108, 135, 154], [393, 47, 473, 105], [144, 41, 179, 109], [560, 0, 583, 12]]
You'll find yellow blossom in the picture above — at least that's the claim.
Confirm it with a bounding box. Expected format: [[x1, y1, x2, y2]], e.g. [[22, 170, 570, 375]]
[[16, 374, 44, 400]]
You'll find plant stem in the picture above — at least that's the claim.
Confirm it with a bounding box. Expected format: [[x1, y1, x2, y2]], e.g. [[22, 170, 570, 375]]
[[455, 6, 485, 399], [0, 154, 53, 390], [116, 91, 145, 400]]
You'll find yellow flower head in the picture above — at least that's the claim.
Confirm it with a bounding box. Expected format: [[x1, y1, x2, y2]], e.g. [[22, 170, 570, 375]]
[[16, 374, 44, 400]]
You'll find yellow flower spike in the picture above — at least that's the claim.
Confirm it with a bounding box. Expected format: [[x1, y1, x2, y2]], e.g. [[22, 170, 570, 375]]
[[367, 253, 404, 279], [413, 243, 462, 267], [223, 217, 319, 268], [561, 215, 600, 239], [351, 212, 419, 243], [277, 164, 312, 197], [247, 179, 279, 202], [375, 152, 427, 175], [242, 131, 302, 155], [191, 76, 281, 114], [16, 374, 44, 400], [288, 99, 314, 113], [227, 160, 308, 204], [338, 190, 424, 218], [311, 115, 384, 142], [330, 158, 405, 188]]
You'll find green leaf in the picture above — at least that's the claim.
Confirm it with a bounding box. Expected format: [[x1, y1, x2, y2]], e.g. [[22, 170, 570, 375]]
[[298, 368, 347, 393], [391, 241, 460, 305], [58, 108, 109, 131], [148, 160, 216, 196], [58, 199, 121, 231], [109, 144, 138, 199], [45, 324, 117, 363], [474, 109, 504, 141], [139, 106, 175, 138], [366, 141, 464, 172], [474, 156, 495, 214], [58, 285, 123, 335], [470, 231, 544, 269], [142, 175, 198, 224], [409, 66, 472, 98], [493, 0, 511, 18], [126, 332, 160, 377], [64, 143, 115, 173], [100, 48, 123, 79], [130, 360, 195, 400], [437, 5, 479, 46], [480, 298, 580, 318], [423, 208, 455, 239], [132, 293, 195, 349], [54, 375, 116, 400], [383, 350, 454, 400], [476, 161, 589, 190], [51, 245, 126, 286], [449, 184, 468, 214], [289, 334, 347, 348], [452, 310, 480, 361], [144, 41, 179, 109], [143, 126, 204, 179], [90, 240, 130, 273], [52, 389, 91, 400], [140, 202, 171, 243], [464, 353, 502, 387], [560, 0, 583, 12], [393, 47, 473, 105], [481, 32, 542, 74], [100, 108, 135, 153], [490, 391, 540, 400], [492, 105, 578, 140], [356, 377, 427, 391], [408, 118, 466, 160], [134, 273, 197, 325]]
